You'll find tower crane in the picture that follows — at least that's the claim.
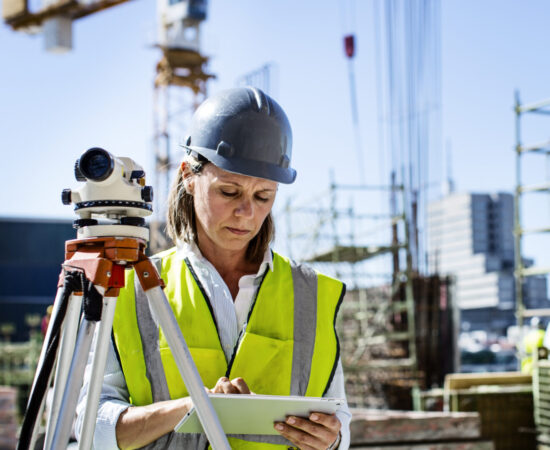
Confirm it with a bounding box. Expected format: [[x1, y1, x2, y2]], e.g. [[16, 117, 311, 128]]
[[3, 0, 214, 251]]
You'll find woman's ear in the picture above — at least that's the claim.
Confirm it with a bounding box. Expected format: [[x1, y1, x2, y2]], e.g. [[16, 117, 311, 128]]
[[181, 162, 194, 194]]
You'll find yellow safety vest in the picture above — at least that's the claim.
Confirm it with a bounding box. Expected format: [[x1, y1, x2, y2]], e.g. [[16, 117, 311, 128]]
[[521, 329, 546, 374], [112, 248, 345, 449]]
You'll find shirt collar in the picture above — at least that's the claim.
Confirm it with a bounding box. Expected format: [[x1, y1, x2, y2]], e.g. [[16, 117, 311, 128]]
[[175, 239, 274, 276]]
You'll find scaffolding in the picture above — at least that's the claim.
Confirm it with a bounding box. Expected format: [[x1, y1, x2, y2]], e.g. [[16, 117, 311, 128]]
[[281, 173, 422, 408], [235, 63, 277, 96], [513, 92, 550, 328]]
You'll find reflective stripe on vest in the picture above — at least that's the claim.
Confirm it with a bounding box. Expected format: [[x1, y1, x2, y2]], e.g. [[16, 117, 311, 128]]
[[112, 248, 345, 449]]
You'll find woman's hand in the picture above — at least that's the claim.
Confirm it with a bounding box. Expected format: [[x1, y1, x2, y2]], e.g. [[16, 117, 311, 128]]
[[116, 397, 193, 449], [208, 376, 251, 394], [274, 412, 341, 450], [116, 378, 252, 449]]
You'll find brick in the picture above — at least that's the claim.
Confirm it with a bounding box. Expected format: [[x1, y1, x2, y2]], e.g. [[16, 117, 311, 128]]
[[351, 409, 481, 444]]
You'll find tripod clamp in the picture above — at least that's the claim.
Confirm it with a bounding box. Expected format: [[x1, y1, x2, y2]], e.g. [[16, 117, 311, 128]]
[[61, 236, 153, 294]]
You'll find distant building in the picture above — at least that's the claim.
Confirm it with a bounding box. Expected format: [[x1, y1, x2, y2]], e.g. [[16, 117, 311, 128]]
[[0, 217, 74, 341], [427, 192, 548, 335]]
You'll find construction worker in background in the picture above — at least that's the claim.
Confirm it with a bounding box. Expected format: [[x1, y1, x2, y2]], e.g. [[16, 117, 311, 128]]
[[41, 305, 53, 338], [521, 317, 546, 374], [75, 87, 351, 449]]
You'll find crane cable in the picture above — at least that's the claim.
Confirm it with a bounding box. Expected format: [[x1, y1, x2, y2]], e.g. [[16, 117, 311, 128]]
[[339, 0, 365, 183]]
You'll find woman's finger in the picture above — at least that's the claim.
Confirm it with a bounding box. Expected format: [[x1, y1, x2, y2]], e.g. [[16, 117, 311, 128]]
[[274, 420, 330, 449], [212, 377, 236, 394], [231, 377, 251, 394], [309, 412, 341, 434], [274, 415, 340, 449], [210, 377, 223, 393], [211, 377, 252, 395], [286, 415, 335, 445], [221, 379, 239, 394], [274, 421, 318, 449]]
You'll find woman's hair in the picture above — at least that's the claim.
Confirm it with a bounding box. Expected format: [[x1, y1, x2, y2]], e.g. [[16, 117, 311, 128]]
[[166, 153, 275, 264]]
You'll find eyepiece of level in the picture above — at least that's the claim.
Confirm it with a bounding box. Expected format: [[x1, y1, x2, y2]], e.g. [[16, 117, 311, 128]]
[[77, 148, 114, 182]]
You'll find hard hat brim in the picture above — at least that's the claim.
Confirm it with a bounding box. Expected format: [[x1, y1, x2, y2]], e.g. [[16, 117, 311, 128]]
[[184, 146, 297, 184]]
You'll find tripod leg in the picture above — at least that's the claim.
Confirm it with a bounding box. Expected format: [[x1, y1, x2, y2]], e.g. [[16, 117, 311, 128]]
[[144, 286, 230, 450], [50, 317, 96, 450], [29, 289, 64, 397], [79, 295, 118, 450], [27, 288, 64, 450], [44, 294, 83, 450], [28, 369, 53, 450]]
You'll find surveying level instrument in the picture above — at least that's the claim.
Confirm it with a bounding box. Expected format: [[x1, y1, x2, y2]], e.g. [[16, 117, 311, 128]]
[[18, 148, 230, 450]]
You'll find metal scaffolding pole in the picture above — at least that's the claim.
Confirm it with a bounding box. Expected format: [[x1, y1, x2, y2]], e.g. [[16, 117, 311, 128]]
[[516, 91, 550, 450], [513, 90, 550, 363]]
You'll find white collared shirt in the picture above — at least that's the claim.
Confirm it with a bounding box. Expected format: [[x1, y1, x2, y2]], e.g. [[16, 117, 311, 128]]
[[75, 243, 351, 449]]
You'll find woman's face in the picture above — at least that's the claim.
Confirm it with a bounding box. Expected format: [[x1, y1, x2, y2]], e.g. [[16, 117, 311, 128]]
[[187, 163, 277, 256]]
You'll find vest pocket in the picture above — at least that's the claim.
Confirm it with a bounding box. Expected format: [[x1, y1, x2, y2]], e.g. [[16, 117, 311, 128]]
[[160, 346, 227, 399], [229, 331, 293, 396]]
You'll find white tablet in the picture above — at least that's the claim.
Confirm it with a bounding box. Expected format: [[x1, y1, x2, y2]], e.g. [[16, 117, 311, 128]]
[[174, 394, 344, 435]]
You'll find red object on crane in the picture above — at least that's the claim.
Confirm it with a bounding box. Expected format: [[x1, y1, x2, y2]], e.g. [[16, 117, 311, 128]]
[[344, 34, 355, 58]]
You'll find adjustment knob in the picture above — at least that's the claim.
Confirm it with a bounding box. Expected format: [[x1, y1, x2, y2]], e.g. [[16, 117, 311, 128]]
[[74, 160, 86, 181], [130, 170, 145, 180], [73, 218, 98, 229], [141, 186, 154, 203], [61, 189, 72, 205], [120, 217, 146, 227]]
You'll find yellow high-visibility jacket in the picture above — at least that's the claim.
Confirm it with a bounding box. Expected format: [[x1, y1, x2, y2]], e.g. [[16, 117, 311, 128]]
[[112, 248, 345, 449], [521, 328, 546, 374]]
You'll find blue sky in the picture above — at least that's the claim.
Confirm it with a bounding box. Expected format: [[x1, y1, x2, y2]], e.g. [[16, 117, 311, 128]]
[[1, 0, 549, 268]]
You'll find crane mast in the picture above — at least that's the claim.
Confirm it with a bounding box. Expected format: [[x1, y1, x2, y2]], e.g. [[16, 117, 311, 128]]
[[150, 0, 214, 252]]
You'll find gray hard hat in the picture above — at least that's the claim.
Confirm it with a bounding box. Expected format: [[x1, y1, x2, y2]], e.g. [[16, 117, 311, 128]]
[[182, 87, 296, 184]]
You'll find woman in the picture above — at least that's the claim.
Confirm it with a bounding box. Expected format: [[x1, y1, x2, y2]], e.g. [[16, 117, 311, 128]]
[[75, 87, 351, 449]]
